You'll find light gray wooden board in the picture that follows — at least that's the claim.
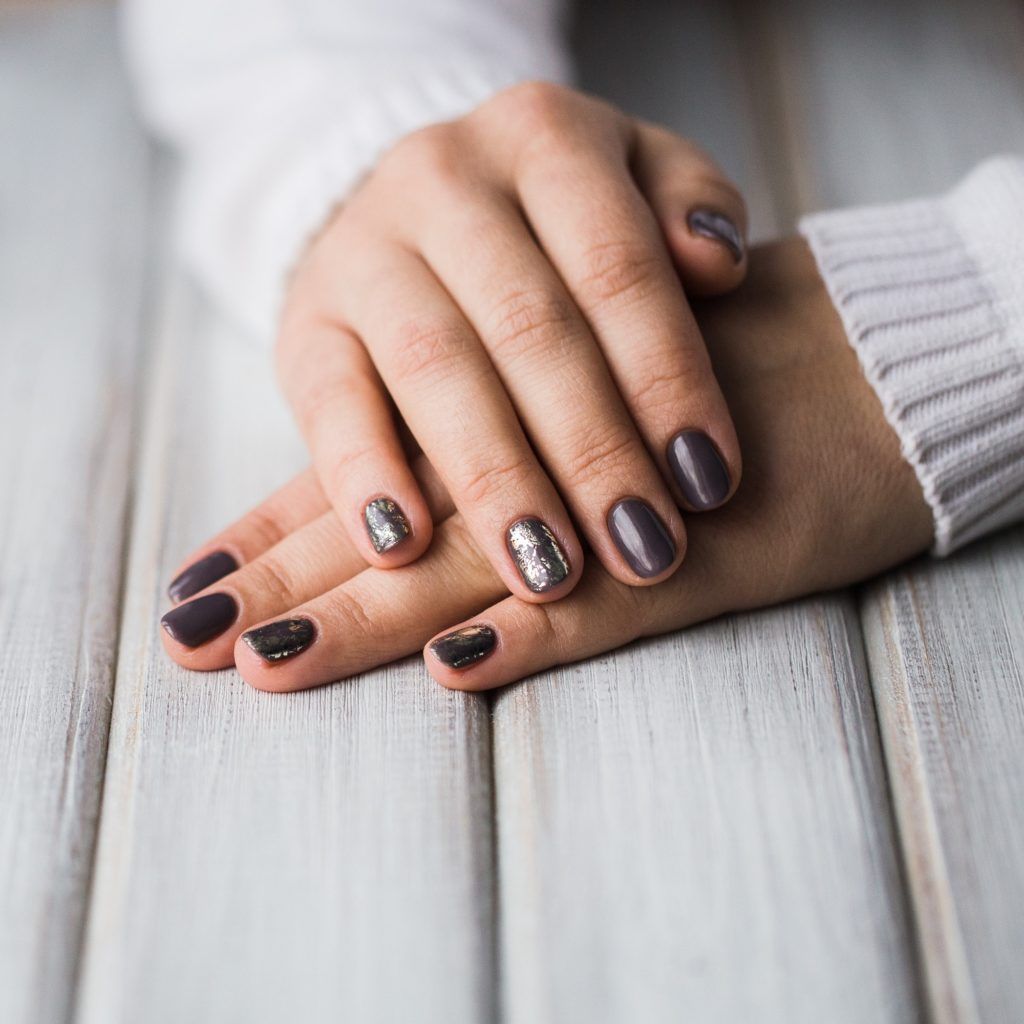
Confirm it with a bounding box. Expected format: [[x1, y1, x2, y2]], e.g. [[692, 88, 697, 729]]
[[493, 4, 922, 1022], [0, 6, 148, 1023], [773, 0, 1024, 1019], [76, 281, 496, 1021]]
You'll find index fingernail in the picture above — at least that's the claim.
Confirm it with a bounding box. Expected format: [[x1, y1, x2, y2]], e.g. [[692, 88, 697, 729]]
[[168, 550, 238, 603], [688, 208, 744, 263]]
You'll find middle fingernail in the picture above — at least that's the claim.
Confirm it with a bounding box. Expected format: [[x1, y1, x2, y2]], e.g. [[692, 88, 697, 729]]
[[507, 517, 571, 593], [161, 592, 238, 648], [688, 208, 744, 263], [608, 499, 676, 578], [242, 617, 317, 663], [364, 496, 411, 553]]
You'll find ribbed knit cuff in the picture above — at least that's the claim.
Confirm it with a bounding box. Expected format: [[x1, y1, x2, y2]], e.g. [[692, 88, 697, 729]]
[[800, 158, 1024, 555]]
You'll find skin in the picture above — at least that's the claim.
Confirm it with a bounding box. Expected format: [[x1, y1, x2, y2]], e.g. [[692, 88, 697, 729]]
[[277, 82, 750, 598], [162, 239, 934, 691]]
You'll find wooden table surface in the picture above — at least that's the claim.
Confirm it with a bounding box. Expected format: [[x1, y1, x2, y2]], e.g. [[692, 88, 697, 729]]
[[2, 1, 1023, 1021]]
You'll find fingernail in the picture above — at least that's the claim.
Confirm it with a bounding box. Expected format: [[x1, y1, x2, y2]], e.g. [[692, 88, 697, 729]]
[[167, 550, 239, 603], [364, 497, 411, 553], [607, 499, 676, 578], [667, 430, 731, 510], [507, 517, 571, 593], [429, 624, 497, 670], [242, 617, 317, 663], [687, 208, 744, 263], [161, 593, 238, 648]]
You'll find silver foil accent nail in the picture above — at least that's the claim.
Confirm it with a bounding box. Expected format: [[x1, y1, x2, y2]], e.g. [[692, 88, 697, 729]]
[[364, 497, 411, 553], [506, 518, 570, 593]]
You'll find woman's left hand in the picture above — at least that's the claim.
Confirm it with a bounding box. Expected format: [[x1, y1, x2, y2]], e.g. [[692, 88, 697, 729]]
[[159, 239, 934, 692]]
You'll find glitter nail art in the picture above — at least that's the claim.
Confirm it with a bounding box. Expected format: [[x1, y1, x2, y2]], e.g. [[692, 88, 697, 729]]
[[429, 624, 497, 670], [242, 617, 316, 663], [506, 518, 570, 593], [364, 497, 411, 553]]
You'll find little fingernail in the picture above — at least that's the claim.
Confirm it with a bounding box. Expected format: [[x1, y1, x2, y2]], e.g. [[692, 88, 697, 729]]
[[687, 208, 744, 263], [168, 550, 239, 603], [429, 624, 497, 670], [161, 593, 238, 648], [242, 617, 317, 664], [667, 430, 731, 510], [507, 518, 571, 593], [365, 497, 411, 553], [608, 499, 676, 579]]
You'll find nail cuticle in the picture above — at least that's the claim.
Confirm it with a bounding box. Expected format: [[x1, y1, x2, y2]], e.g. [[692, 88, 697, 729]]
[[429, 624, 497, 670], [667, 430, 731, 511], [687, 208, 744, 263], [161, 592, 239, 648], [506, 517, 571, 593], [607, 498, 676, 579], [242, 617, 317, 664], [364, 497, 411, 554], [168, 550, 239, 603]]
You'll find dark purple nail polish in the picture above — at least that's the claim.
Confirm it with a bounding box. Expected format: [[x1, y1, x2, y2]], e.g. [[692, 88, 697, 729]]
[[168, 550, 238, 603], [667, 431, 731, 510], [242, 618, 316, 663], [688, 208, 744, 263], [161, 593, 238, 648], [429, 624, 497, 670], [607, 499, 676, 578]]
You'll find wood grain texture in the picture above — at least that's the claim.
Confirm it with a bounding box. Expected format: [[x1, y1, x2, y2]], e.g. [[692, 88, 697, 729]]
[[76, 282, 497, 1023], [774, 0, 1024, 1019], [0, 7, 149, 1023]]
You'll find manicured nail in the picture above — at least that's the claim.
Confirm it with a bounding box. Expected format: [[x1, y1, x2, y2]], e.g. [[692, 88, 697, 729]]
[[507, 517, 571, 593], [161, 593, 238, 648], [167, 550, 239, 603], [364, 497, 411, 553], [607, 499, 676, 578], [667, 430, 731, 510], [429, 624, 497, 670], [687, 208, 744, 263], [242, 617, 316, 663]]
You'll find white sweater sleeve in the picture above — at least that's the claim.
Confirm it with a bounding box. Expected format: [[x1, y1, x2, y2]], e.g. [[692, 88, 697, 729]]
[[121, 0, 571, 338], [801, 157, 1024, 555]]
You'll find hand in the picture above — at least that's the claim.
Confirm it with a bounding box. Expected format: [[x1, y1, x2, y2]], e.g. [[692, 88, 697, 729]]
[[160, 239, 934, 691], [275, 82, 749, 601]]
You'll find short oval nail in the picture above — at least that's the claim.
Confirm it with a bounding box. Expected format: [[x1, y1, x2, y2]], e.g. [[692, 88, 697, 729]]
[[161, 592, 238, 648], [687, 208, 744, 263], [365, 497, 410, 553], [168, 550, 238, 603], [429, 624, 497, 670], [607, 499, 676, 578], [242, 617, 316, 663], [667, 431, 731, 510], [506, 518, 571, 593]]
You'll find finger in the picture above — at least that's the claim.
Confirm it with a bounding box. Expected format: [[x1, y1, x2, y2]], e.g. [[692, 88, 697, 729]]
[[161, 509, 371, 669], [414, 193, 687, 586], [166, 468, 329, 603], [276, 311, 433, 567], [509, 119, 742, 512], [633, 122, 748, 297], [233, 515, 506, 692], [337, 242, 584, 603]]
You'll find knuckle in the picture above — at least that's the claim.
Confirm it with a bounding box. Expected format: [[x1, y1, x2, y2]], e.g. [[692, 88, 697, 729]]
[[561, 421, 641, 489], [244, 506, 289, 552], [387, 315, 468, 386], [576, 239, 663, 308], [629, 365, 697, 419], [248, 557, 300, 608], [458, 453, 535, 508], [322, 440, 380, 500], [488, 80, 572, 133], [382, 123, 464, 190], [329, 589, 377, 639], [485, 287, 577, 362]]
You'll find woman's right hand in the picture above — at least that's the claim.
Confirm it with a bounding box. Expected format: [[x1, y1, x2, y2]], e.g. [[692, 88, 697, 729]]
[[276, 82, 749, 600], [160, 238, 934, 690]]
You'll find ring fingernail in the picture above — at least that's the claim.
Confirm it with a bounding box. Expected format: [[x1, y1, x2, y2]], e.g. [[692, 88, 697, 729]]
[[167, 550, 239, 603], [161, 593, 238, 648], [687, 208, 744, 263], [429, 624, 497, 670], [242, 617, 317, 663], [507, 518, 571, 593], [608, 499, 676, 578], [364, 497, 411, 553], [667, 430, 731, 510]]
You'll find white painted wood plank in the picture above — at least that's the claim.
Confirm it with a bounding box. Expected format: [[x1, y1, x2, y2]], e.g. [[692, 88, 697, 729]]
[[0, 7, 149, 1023], [494, 5, 922, 1020], [77, 273, 496, 1022], [776, 1, 1024, 1019]]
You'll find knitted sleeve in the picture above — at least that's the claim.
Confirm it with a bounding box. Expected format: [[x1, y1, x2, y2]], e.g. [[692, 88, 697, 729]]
[[800, 157, 1024, 555], [121, 0, 571, 338]]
